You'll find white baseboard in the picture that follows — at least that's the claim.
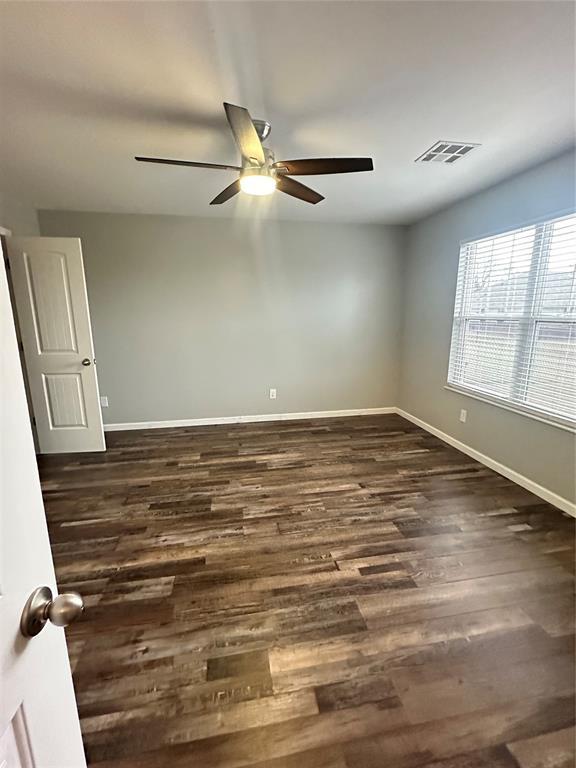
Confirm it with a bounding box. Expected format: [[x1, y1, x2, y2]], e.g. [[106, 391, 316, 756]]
[[103, 407, 396, 432], [395, 408, 576, 518]]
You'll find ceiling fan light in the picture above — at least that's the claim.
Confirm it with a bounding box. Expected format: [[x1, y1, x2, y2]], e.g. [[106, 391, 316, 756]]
[[240, 172, 277, 196]]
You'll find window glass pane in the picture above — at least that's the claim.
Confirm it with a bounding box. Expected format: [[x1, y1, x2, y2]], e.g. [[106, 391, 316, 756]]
[[455, 319, 521, 398], [467, 229, 535, 316], [468, 227, 536, 315], [537, 217, 576, 317], [525, 322, 576, 419]]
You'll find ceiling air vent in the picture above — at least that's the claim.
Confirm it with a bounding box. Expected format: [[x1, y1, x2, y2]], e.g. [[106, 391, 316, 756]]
[[415, 141, 480, 164]]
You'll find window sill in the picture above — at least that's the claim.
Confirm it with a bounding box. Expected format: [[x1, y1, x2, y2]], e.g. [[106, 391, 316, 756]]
[[444, 385, 576, 434]]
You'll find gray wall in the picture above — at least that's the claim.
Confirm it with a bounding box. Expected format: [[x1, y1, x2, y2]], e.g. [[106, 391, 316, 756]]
[[39, 211, 405, 424], [0, 194, 39, 234], [399, 149, 576, 503]]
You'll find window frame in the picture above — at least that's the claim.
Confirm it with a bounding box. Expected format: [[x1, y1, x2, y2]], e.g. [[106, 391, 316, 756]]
[[446, 211, 576, 433]]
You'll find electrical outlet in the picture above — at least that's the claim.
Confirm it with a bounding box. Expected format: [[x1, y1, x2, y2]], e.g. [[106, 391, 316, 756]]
[[269, 388, 277, 400], [100, 395, 109, 408], [459, 409, 467, 423]]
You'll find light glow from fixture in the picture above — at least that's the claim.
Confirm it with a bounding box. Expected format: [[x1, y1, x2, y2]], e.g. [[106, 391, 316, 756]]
[[240, 172, 277, 196]]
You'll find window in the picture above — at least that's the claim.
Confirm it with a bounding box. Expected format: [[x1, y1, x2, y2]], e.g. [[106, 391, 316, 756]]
[[447, 212, 576, 428]]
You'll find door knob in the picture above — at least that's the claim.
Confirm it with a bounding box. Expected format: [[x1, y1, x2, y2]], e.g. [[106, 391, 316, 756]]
[[20, 586, 84, 638], [81, 358, 91, 366]]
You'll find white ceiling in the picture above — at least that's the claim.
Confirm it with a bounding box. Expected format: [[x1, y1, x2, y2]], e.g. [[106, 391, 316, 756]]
[[0, 1, 574, 224]]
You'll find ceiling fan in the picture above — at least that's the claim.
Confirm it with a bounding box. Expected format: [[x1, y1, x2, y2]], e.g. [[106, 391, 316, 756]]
[[135, 102, 374, 205]]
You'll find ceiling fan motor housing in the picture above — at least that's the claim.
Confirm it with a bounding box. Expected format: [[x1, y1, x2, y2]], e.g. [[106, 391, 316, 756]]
[[243, 146, 277, 175]]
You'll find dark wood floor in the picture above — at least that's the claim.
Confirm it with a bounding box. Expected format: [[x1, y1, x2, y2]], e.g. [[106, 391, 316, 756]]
[[39, 414, 575, 768]]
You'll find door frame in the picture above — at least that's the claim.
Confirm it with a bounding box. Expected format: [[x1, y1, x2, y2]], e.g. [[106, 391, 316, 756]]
[[1, 225, 39, 450]]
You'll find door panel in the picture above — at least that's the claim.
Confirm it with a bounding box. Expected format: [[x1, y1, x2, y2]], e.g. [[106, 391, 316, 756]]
[[0, 708, 34, 768], [44, 373, 88, 428], [6, 237, 105, 453], [24, 249, 78, 353], [1, 244, 87, 766]]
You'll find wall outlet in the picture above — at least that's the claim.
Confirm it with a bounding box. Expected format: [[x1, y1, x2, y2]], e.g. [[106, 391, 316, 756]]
[[269, 388, 277, 400], [100, 395, 109, 408], [459, 408, 467, 423]]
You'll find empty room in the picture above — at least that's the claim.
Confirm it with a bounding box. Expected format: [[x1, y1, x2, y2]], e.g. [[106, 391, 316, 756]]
[[0, 1, 575, 766]]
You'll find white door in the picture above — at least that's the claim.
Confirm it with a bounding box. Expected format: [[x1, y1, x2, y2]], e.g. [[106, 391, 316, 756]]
[[5, 237, 105, 454], [1, 249, 87, 766]]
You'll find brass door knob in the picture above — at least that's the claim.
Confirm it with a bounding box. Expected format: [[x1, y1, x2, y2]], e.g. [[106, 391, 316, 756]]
[[20, 586, 84, 638], [81, 358, 91, 366]]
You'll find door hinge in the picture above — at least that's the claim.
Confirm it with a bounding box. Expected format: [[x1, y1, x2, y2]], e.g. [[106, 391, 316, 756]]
[[18, 340, 24, 352], [32, 416, 37, 427], [4, 258, 10, 271]]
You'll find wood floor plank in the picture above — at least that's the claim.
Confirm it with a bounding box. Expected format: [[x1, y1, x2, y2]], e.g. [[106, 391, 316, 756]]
[[342, 695, 575, 768], [38, 415, 575, 767], [88, 703, 409, 767], [415, 746, 519, 768], [243, 745, 348, 768], [507, 726, 576, 768], [521, 595, 576, 637], [84, 689, 319, 762], [390, 651, 575, 723]]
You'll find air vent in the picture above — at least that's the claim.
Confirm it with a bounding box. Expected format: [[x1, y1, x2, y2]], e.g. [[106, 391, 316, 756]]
[[415, 141, 480, 164]]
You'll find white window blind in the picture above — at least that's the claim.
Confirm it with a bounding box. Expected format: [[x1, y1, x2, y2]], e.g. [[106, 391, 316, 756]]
[[447, 212, 576, 428]]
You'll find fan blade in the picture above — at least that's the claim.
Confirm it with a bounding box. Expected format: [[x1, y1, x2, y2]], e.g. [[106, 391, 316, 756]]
[[223, 103, 265, 166], [276, 176, 324, 205], [273, 158, 374, 176], [210, 179, 241, 205], [135, 156, 241, 171]]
